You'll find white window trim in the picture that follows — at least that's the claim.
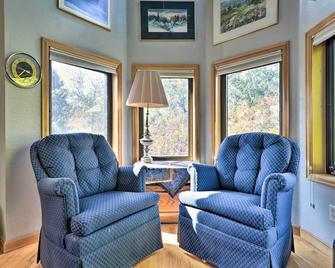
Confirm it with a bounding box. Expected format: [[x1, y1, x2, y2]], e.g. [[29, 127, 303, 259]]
[[313, 22, 335, 47], [215, 50, 282, 76]]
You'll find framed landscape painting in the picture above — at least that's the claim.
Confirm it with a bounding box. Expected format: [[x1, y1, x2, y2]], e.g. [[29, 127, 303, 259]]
[[59, 0, 111, 30], [213, 0, 278, 45], [140, 1, 195, 40]]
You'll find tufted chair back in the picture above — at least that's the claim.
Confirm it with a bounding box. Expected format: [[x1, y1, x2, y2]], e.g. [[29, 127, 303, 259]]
[[215, 132, 299, 195], [30, 133, 119, 198]]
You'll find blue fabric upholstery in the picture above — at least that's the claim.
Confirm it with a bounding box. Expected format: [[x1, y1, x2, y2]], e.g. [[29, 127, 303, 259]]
[[287, 141, 300, 175], [36, 133, 119, 198], [116, 165, 145, 192], [38, 184, 72, 247], [65, 206, 160, 256], [31, 141, 49, 180], [179, 190, 274, 230], [260, 173, 296, 219], [79, 217, 162, 268], [188, 163, 220, 191], [179, 215, 271, 268], [260, 172, 296, 237], [179, 205, 277, 248], [71, 191, 159, 236], [274, 190, 294, 237], [216, 133, 292, 194], [30, 133, 163, 268], [65, 206, 163, 268], [38, 177, 80, 219], [179, 132, 300, 268], [39, 231, 81, 268]]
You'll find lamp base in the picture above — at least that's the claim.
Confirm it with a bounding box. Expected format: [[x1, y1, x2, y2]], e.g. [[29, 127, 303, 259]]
[[140, 107, 154, 164], [141, 155, 153, 164], [140, 136, 153, 164]]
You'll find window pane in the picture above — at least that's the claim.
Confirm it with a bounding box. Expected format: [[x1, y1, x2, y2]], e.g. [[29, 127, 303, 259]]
[[51, 61, 109, 138], [326, 37, 335, 174], [146, 78, 189, 157], [226, 63, 280, 136]]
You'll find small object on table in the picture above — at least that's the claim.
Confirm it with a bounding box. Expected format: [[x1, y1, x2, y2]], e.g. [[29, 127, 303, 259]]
[[133, 161, 192, 223], [134, 161, 191, 196]]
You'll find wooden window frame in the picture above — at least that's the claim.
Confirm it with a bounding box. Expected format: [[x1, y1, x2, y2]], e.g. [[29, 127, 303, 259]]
[[306, 13, 335, 187], [211, 41, 290, 162], [41, 38, 123, 163], [131, 64, 200, 163]]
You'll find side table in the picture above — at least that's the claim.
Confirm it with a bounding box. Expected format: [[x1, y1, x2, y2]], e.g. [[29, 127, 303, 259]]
[[133, 161, 191, 223]]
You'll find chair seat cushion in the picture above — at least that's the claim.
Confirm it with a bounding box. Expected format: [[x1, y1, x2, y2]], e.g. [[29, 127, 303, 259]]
[[71, 191, 160, 236], [179, 204, 277, 248], [179, 190, 274, 230], [66, 206, 161, 256]]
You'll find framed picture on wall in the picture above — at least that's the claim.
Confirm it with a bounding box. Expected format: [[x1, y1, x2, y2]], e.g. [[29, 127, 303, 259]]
[[213, 0, 278, 45], [140, 1, 195, 40], [58, 0, 111, 30]]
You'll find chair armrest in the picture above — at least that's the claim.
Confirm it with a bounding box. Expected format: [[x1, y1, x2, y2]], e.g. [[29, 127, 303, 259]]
[[260, 173, 296, 231], [38, 177, 80, 219], [38, 177, 80, 247], [261, 173, 296, 201], [116, 166, 145, 192], [188, 163, 221, 191]]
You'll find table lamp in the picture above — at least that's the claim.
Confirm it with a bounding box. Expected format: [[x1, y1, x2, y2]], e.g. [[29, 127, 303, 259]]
[[126, 70, 168, 163]]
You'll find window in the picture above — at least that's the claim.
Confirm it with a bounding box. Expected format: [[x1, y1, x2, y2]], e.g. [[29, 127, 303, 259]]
[[327, 37, 335, 175], [223, 63, 280, 136], [42, 38, 123, 161], [143, 78, 190, 158], [306, 14, 335, 186], [51, 61, 110, 138], [131, 64, 200, 162], [212, 42, 289, 161]]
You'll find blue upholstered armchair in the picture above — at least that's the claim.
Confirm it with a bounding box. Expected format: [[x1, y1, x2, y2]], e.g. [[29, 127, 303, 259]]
[[30, 133, 163, 268], [179, 133, 300, 268]]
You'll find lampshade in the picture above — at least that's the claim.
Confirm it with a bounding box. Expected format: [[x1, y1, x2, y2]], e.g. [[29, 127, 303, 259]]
[[126, 71, 169, 108]]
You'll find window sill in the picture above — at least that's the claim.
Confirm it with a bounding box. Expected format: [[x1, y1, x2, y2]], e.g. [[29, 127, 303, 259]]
[[308, 173, 335, 188]]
